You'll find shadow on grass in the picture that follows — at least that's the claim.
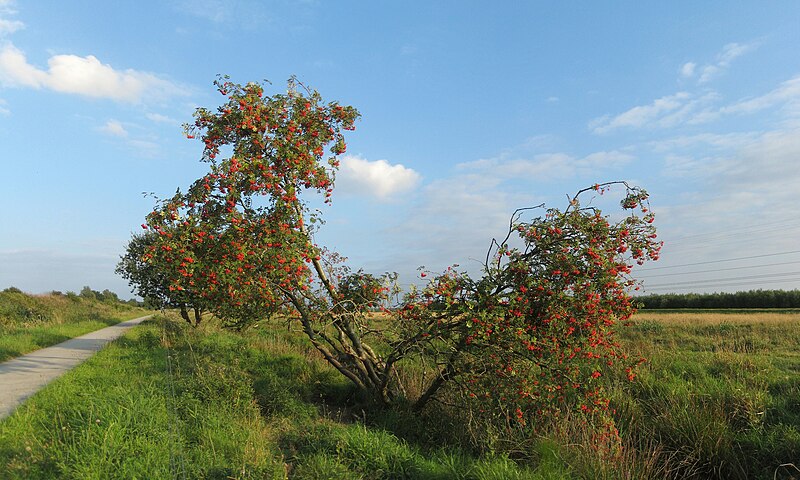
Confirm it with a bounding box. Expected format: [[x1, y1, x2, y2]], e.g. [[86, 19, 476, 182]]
[[243, 347, 476, 465], [92, 312, 128, 327], [0, 347, 22, 363], [0, 332, 71, 363]]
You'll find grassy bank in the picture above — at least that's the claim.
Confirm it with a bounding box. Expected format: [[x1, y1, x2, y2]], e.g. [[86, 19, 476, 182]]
[[1, 310, 798, 478], [614, 311, 800, 479], [0, 289, 149, 362], [0, 315, 556, 479]]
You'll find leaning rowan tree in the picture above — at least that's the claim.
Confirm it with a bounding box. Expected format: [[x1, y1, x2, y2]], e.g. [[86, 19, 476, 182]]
[[133, 77, 661, 429]]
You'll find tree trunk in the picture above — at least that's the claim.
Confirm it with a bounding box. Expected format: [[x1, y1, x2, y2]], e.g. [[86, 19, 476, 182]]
[[179, 303, 191, 324]]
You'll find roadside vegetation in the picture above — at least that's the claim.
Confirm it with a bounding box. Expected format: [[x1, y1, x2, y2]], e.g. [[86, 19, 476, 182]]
[[615, 311, 800, 478], [0, 287, 149, 362], [2, 310, 798, 479], [0, 314, 553, 479], [636, 289, 800, 309], [93, 77, 798, 478]]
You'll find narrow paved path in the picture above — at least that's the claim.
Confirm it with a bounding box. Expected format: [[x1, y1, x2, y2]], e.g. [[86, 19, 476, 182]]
[[0, 314, 153, 420]]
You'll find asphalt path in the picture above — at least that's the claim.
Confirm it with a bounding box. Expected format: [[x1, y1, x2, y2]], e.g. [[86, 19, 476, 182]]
[[0, 314, 153, 420]]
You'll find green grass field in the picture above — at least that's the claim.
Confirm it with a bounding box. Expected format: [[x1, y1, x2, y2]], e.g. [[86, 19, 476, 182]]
[[614, 311, 800, 479], [1, 307, 798, 479], [0, 289, 149, 362], [0, 315, 557, 479]]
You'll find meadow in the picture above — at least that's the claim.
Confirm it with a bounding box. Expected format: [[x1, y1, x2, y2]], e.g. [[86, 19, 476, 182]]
[[0, 288, 149, 362], [0, 306, 798, 479], [614, 310, 800, 478]]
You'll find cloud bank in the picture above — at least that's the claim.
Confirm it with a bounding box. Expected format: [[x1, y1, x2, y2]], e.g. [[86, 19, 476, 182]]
[[0, 43, 184, 103], [336, 155, 421, 200]]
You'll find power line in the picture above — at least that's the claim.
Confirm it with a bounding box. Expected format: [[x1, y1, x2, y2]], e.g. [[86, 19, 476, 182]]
[[644, 271, 800, 289], [661, 233, 800, 257], [642, 277, 800, 292], [664, 231, 800, 253], [637, 260, 800, 279], [666, 219, 800, 244], [638, 250, 800, 271]]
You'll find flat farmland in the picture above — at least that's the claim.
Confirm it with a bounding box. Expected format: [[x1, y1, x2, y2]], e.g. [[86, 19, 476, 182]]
[[1, 308, 798, 479], [613, 309, 800, 479]]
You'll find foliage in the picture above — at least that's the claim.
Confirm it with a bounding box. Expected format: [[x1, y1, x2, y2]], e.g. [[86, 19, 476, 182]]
[[0, 289, 148, 362], [131, 77, 660, 436], [396, 183, 661, 434], [637, 289, 800, 309], [116, 232, 204, 324], [76, 286, 123, 304]]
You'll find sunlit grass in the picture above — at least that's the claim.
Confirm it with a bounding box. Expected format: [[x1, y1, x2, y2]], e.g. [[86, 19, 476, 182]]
[[2, 307, 798, 479], [612, 310, 800, 479], [0, 291, 149, 362], [632, 310, 800, 325], [1, 314, 564, 479]]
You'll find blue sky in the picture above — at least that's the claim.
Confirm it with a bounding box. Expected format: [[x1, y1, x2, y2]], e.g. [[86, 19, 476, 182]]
[[1, 1, 799, 298]]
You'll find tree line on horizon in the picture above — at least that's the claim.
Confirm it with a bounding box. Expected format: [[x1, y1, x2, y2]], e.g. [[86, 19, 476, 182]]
[[636, 289, 800, 309], [2, 286, 144, 307]]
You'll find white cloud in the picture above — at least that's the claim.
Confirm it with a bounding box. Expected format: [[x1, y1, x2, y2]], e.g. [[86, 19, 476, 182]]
[[172, 0, 273, 28], [697, 65, 719, 84], [95, 119, 164, 157], [146, 112, 180, 125], [592, 89, 737, 133], [99, 119, 128, 137], [0, 17, 22, 35], [649, 132, 762, 153], [675, 75, 800, 125], [719, 42, 756, 65], [0, 0, 22, 35], [590, 92, 691, 133], [654, 126, 800, 253], [680, 62, 696, 78], [0, 43, 46, 86], [175, 0, 230, 23], [126, 138, 162, 157], [0, 0, 17, 13], [581, 150, 635, 168], [458, 149, 634, 181], [336, 155, 421, 200], [458, 153, 573, 180], [721, 75, 800, 116], [0, 43, 185, 103], [0, 97, 8, 115], [592, 42, 767, 134], [698, 42, 758, 84], [724, 127, 800, 189], [386, 173, 520, 275]]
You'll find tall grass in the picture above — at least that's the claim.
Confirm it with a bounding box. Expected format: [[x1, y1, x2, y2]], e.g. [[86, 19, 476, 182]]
[[0, 290, 148, 361], [2, 308, 797, 478], [611, 312, 800, 479], [1, 315, 565, 479], [0, 316, 284, 478]]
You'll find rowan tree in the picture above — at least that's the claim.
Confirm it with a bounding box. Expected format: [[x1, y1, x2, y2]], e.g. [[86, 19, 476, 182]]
[[116, 231, 206, 324], [129, 78, 661, 430], [396, 183, 661, 436]]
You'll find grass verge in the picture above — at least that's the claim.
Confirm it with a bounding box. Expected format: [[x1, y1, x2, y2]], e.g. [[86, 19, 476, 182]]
[[611, 311, 800, 479], [0, 290, 149, 362], [0, 315, 565, 479], [2, 309, 797, 479]]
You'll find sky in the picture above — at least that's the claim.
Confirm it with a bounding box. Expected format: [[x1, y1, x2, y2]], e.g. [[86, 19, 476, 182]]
[[1, 1, 799, 299]]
